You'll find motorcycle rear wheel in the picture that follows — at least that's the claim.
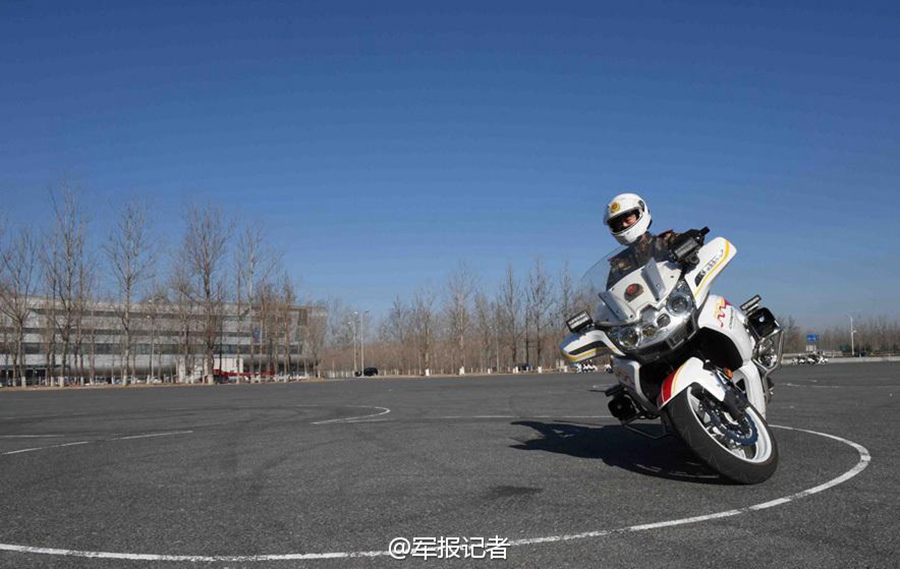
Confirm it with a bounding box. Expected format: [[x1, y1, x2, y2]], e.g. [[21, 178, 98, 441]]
[[666, 389, 778, 484]]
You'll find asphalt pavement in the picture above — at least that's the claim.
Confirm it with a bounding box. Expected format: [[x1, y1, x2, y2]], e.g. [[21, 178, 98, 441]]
[[1, 362, 897, 568]]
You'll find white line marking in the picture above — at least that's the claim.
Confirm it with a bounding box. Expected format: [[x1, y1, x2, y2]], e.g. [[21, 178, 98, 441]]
[[335, 414, 614, 424], [508, 424, 870, 546], [311, 406, 391, 425], [355, 414, 614, 421], [424, 414, 517, 420], [2, 441, 89, 456], [532, 415, 613, 420], [0, 424, 869, 562], [114, 431, 194, 441], [781, 383, 896, 389], [2, 431, 194, 455], [0, 544, 389, 562]]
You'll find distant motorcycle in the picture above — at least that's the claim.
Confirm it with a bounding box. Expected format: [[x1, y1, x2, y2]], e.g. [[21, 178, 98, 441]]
[[794, 354, 828, 365], [561, 228, 784, 484]]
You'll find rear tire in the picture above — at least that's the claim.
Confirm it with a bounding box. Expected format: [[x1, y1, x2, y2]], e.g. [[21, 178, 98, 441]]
[[666, 389, 778, 484]]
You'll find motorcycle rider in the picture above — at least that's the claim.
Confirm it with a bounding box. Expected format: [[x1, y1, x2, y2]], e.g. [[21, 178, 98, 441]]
[[603, 193, 681, 286]]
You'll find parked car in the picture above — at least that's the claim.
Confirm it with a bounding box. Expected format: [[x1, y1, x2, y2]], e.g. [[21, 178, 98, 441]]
[[363, 367, 379, 377]]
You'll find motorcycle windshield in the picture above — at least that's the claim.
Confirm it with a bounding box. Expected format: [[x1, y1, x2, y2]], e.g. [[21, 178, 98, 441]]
[[581, 236, 680, 324]]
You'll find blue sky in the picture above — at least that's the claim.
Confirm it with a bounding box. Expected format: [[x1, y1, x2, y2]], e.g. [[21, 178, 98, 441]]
[[2, 1, 898, 330]]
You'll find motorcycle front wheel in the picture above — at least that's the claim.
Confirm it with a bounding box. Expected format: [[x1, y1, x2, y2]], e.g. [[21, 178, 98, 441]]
[[666, 389, 779, 484]]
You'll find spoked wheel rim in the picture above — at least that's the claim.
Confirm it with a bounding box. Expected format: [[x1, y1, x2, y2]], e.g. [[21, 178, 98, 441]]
[[687, 392, 774, 464]]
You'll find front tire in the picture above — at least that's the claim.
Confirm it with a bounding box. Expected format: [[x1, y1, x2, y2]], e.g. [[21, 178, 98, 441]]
[[666, 389, 779, 484]]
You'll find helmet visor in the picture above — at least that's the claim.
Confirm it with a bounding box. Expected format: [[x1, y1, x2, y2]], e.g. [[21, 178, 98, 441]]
[[608, 209, 641, 233]]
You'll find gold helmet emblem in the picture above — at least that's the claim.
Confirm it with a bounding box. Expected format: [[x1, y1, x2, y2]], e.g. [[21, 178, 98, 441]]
[[610, 201, 621, 213]]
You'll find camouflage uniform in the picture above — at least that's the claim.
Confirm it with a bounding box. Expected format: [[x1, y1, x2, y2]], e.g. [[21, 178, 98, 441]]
[[607, 230, 681, 288]]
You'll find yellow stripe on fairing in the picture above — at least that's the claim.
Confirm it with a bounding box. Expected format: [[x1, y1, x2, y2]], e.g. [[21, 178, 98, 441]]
[[697, 240, 732, 293], [563, 346, 609, 363], [564, 348, 598, 362]]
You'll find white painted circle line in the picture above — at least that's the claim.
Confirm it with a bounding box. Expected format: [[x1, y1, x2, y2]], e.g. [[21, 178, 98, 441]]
[[113, 430, 194, 441], [508, 424, 871, 546], [311, 406, 391, 425], [2, 441, 90, 456], [1, 431, 194, 456], [0, 424, 870, 563]]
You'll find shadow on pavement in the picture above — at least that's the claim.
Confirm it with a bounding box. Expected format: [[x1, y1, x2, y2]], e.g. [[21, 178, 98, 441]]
[[511, 420, 730, 485]]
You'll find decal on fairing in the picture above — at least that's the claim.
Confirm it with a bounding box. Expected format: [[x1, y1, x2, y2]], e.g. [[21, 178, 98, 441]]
[[694, 250, 724, 286], [693, 240, 732, 294], [715, 298, 733, 329], [624, 283, 643, 301]]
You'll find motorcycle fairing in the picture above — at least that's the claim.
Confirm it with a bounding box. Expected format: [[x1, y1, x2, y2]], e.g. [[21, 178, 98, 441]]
[[691, 294, 767, 415], [560, 329, 622, 362], [596, 259, 681, 325], [731, 361, 767, 418], [696, 293, 755, 367], [684, 237, 736, 304], [611, 356, 639, 390], [611, 357, 656, 411], [656, 357, 728, 409]]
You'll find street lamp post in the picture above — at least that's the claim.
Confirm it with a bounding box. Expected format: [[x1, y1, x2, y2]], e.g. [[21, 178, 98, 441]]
[[848, 314, 856, 357], [361, 310, 369, 373], [351, 310, 369, 376], [349, 316, 358, 375], [147, 314, 154, 382]]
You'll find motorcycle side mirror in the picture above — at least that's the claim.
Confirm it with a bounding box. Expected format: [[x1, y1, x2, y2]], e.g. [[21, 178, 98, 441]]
[[566, 310, 593, 334]]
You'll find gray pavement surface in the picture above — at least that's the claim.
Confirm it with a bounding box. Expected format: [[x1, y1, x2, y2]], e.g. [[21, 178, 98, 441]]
[[1, 362, 898, 568]]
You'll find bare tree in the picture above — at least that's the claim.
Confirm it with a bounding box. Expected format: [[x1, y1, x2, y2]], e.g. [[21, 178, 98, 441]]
[[169, 246, 198, 382], [42, 184, 88, 386], [255, 279, 279, 377], [555, 262, 575, 331], [103, 200, 156, 383], [0, 228, 38, 386], [279, 273, 298, 378], [411, 287, 436, 375], [183, 205, 230, 383], [234, 223, 281, 379], [782, 316, 803, 354], [73, 244, 99, 384], [525, 257, 552, 368], [377, 297, 412, 375], [303, 301, 328, 378], [320, 297, 355, 376], [498, 264, 522, 370], [443, 261, 476, 373], [141, 283, 169, 381], [473, 290, 496, 373]]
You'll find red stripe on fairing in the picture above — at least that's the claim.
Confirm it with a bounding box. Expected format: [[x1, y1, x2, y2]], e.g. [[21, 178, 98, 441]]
[[658, 370, 677, 406]]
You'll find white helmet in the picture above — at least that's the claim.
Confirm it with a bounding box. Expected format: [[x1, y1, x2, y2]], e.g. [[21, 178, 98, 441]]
[[604, 193, 652, 245]]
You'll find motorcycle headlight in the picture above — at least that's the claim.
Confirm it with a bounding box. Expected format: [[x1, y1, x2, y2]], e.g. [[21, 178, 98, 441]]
[[618, 326, 641, 350], [641, 323, 659, 338], [666, 281, 695, 316], [610, 280, 697, 355]]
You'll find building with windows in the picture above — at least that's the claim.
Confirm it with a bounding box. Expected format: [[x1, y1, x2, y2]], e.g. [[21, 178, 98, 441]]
[[0, 297, 325, 386]]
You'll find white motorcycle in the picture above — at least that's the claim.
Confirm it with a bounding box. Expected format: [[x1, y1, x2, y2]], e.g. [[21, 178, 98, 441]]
[[560, 228, 784, 484]]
